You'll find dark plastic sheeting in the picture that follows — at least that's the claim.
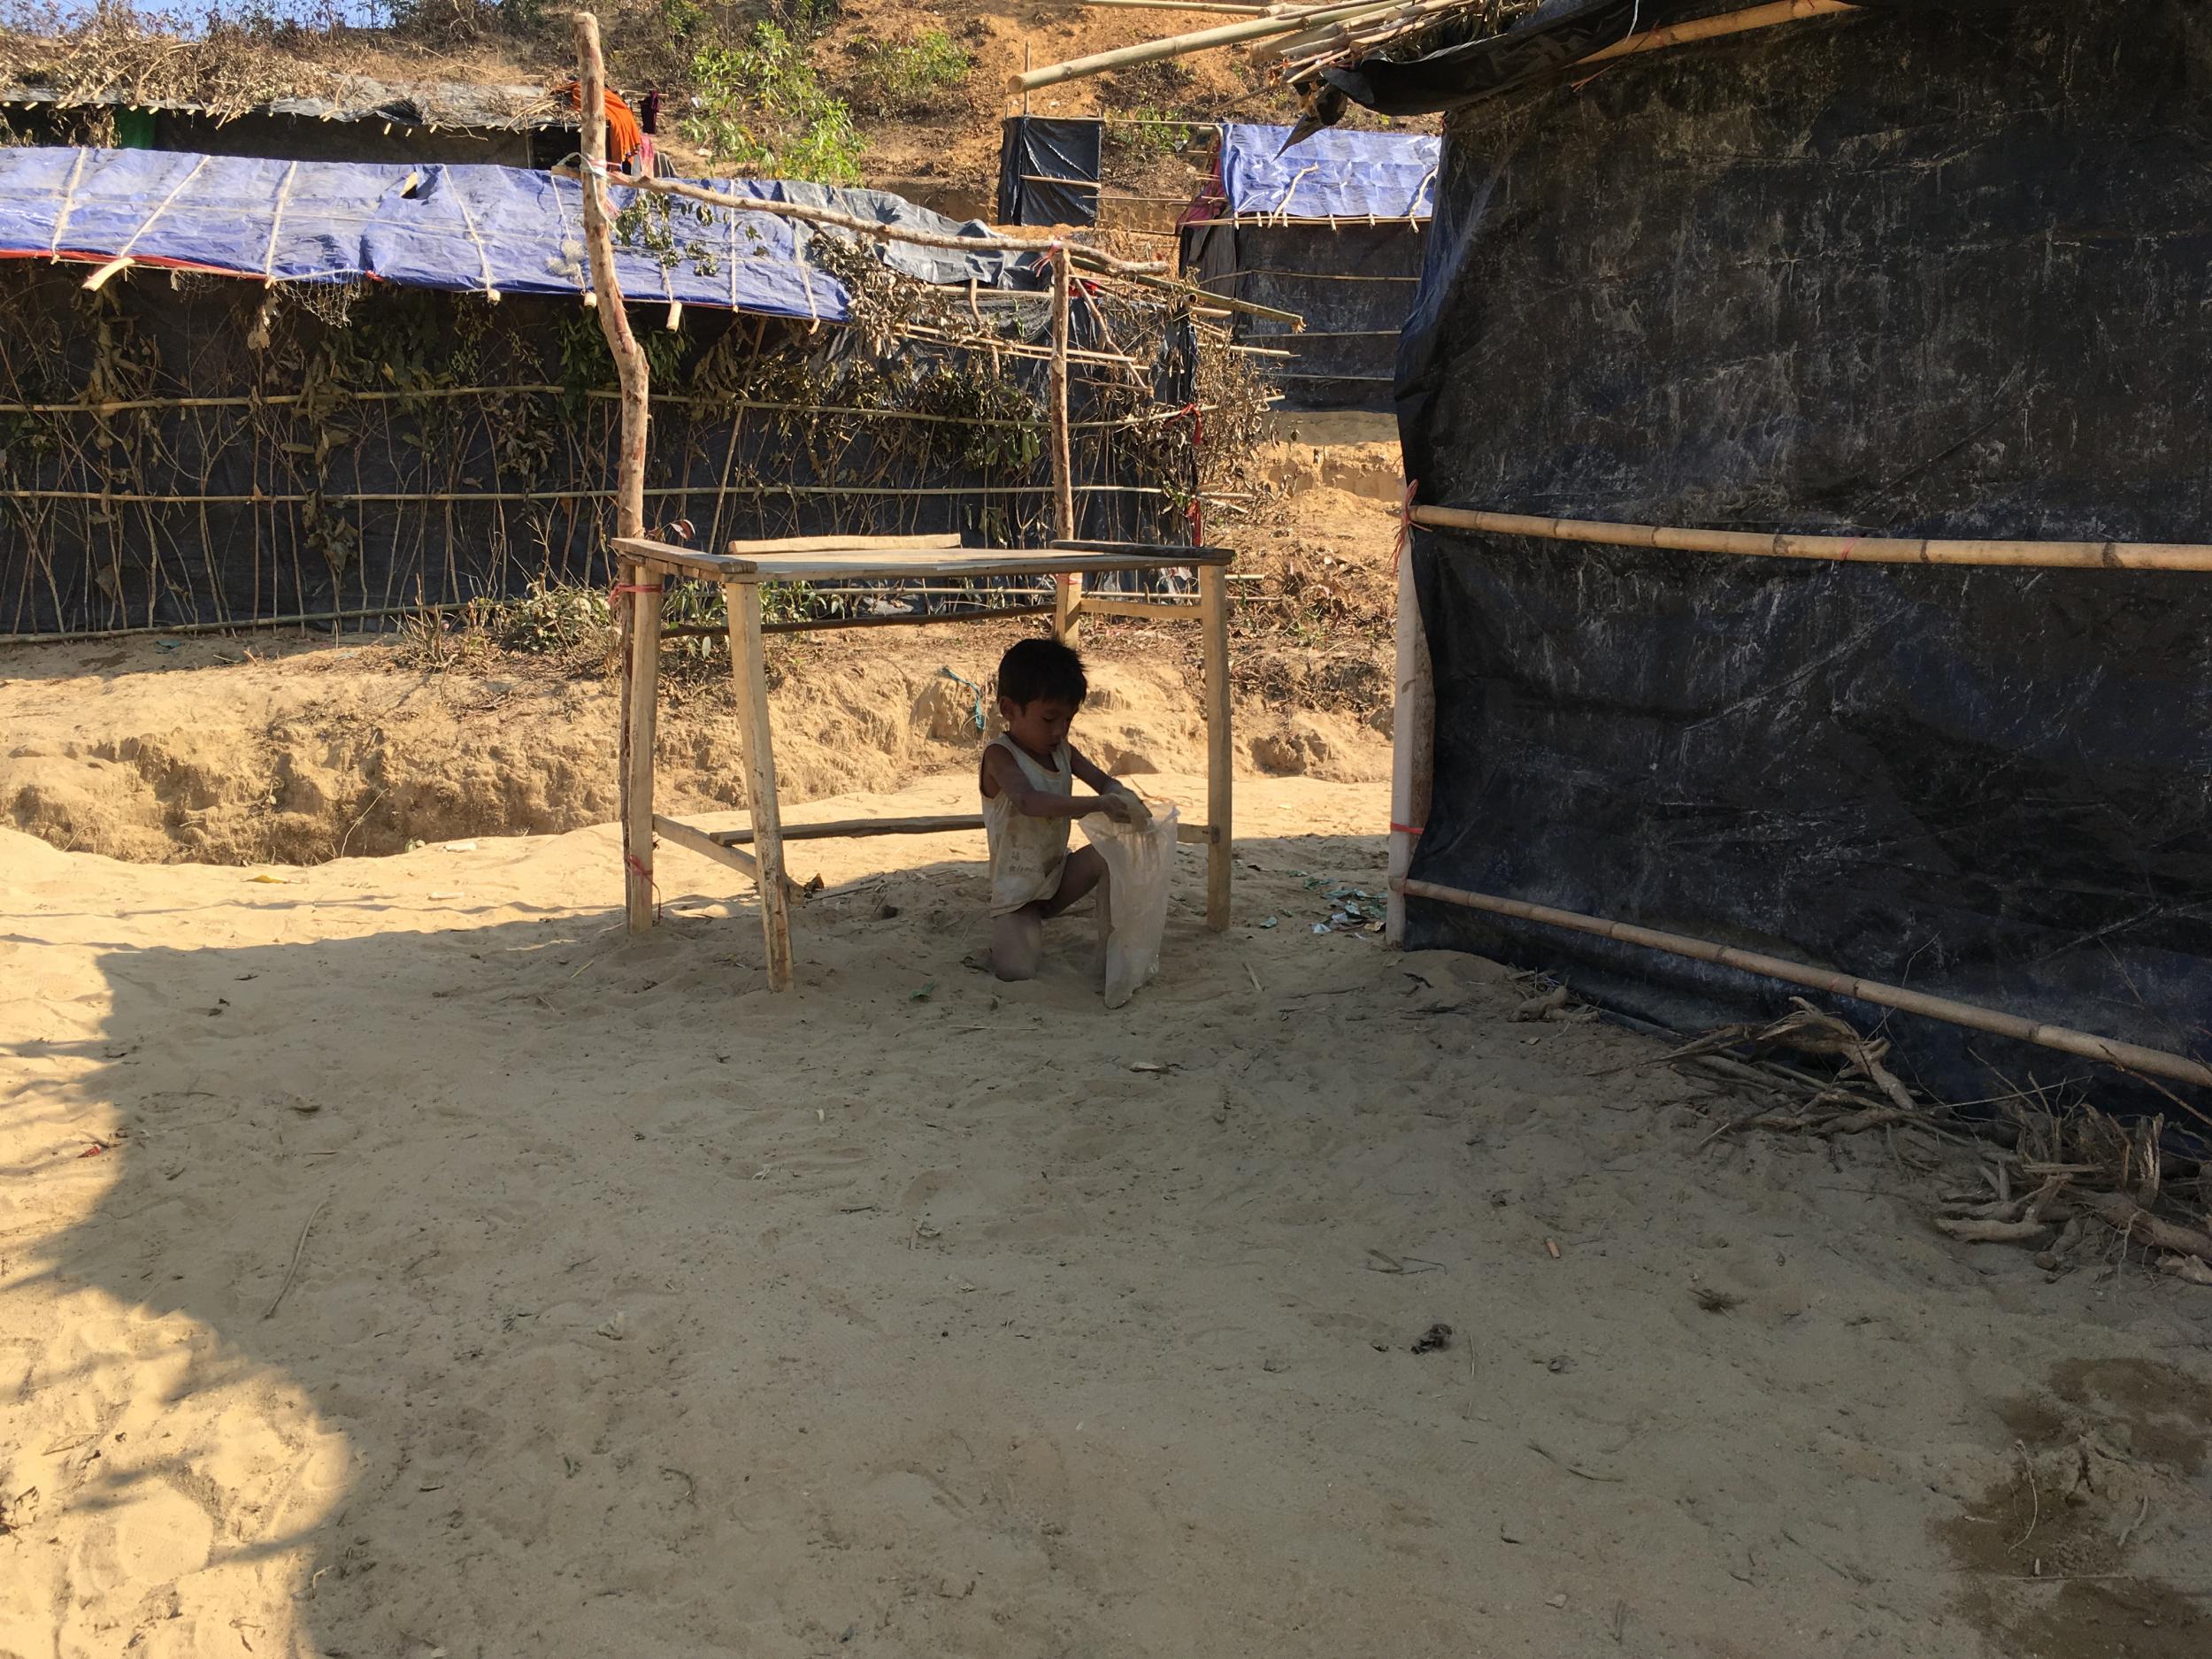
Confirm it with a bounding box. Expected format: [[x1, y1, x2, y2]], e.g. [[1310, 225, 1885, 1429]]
[[1326, 0, 2038, 119], [1399, 0, 2212, 1107], [996, 117, 1102, 228]]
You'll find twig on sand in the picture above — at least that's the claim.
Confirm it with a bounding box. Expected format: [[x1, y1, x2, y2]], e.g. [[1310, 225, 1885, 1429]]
[[2009, 1440, 2041, 1552], [264, 1194, 330, 1320], [2116, 1494, 2150, 1555], [1244, 956, 1263, 995], [1526, 1440, 1622, 1483]]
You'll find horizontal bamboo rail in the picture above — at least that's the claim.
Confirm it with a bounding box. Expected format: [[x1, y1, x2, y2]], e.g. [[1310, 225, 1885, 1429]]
[[706, 811, 1224, 848], [1083, 0, 1270, 11], [574, 169, 1168, 280], [1411, 506, 2212, 572], [5, 481, 1173, 505], [1395, 879, 2212, 1091], [0, 387, 1225, 430], [711, 812, 986, 846], [1581, 0, 1858, 65], [661, 602, 1059, 640], [1011, 0, 1397, 90]]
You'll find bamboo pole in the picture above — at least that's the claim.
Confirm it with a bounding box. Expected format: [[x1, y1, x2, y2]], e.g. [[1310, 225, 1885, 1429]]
[[1049, 248, 1081, 646], [577, 168, 1167, 278], [1411, 505, 2212, 572], [1084, 0, 1270, 12], [1010, 0, 1400, 91], [728, 581, 795, 989], [576, 11, 657, 933], [1580, 0, 1858, 66], [1200, 561, 1233, 931], [1394, 879, 2212, 1091], [1386, 533, 1432, 947]]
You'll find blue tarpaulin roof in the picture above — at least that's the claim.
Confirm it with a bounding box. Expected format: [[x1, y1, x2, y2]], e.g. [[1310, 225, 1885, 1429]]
[[0, 148, 1044, 322], [1215, 123, 1439, 221]]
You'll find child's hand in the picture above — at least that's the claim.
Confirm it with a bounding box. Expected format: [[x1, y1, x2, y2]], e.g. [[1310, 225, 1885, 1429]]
[[1102, 787, 1151, 828]]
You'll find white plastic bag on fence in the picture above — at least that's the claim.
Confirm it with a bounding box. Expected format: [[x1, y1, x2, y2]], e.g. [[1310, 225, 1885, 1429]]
[[1079, 802, 1179, 1009]]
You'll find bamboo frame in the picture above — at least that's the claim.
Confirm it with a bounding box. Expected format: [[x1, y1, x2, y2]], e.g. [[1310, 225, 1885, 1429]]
[[1394, 879, 2212, 1091], [1011, 0, 1397, 90], [1049, 249, 1081, 647], [622, 534, 1238, 986], [1385, 534, 1432, 947], [1579, 0, 1858, 66], [1410, 505, 2212, 572], [1200, 561, 1233, 928], [727, 580, 794, 987], [583, 168, 1167, 280]]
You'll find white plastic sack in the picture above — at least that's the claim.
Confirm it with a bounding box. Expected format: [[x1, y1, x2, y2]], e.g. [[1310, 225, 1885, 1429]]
[[1079, 803, 1179, 1009]]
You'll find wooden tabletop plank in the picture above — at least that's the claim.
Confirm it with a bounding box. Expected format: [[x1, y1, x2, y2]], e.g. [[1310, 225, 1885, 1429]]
[[614, 536, 1234, 584]]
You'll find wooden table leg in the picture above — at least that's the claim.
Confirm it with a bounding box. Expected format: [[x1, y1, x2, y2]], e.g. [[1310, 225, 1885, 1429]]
[[622, 561, 663, 933], [1054, 572, 1083, 646], [727, 580, 794, 989], [1200, 562, 1232, 932]]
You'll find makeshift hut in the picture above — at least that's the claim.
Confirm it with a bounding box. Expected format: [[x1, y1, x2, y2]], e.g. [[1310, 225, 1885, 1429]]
[[1365, 0, 2212, 1107], [0, 147, 1221, 638], [1177, 121, 1435, 411], [1, 77, 580, 168]]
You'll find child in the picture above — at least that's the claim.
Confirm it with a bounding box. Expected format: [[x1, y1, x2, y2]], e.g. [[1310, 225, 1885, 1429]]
[[980, 637, 1148, 982]]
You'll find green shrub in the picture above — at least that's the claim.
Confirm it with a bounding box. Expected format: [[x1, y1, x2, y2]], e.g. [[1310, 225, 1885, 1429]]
[[682, 22, 865, 186], [855, 30, 972, 117]]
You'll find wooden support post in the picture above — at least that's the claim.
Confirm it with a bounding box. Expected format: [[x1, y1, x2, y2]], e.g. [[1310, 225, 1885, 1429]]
[[623, 576, 663, 932], [727, 581, 794, 989], [1199, 562, 1232, 930], [1048, 247, 1081, 645], [576, 11, 657, 930], [1386, 537, 1432, 947]]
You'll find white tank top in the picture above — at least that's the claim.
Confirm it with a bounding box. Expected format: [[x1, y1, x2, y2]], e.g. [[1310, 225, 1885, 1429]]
[[983, 733, 1072, 916]]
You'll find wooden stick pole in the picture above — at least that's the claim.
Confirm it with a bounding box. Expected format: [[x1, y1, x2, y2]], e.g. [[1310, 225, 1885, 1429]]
[[1010, 0, 1397, 91], [576, 11, 658, 932], [1386, 536, 1433, 948], [1049, 248, 1081, 645], [1394, 878, 2212, 1091], [1412, 504, 2212, 572], [1200, 561, 1233, 931], [578, 170, 1169, 277], [728, 581, 795, 990]]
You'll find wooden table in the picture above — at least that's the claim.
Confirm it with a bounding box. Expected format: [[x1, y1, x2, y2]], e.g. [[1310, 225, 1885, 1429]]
[[609, 533, 1237, 989]]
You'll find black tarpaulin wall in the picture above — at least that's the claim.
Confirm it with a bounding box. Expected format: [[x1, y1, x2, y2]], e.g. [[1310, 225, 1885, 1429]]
[[1185, 219, 1424, 411], [996, 117, 1102, 227], [1399, 0, 2212, 1104]]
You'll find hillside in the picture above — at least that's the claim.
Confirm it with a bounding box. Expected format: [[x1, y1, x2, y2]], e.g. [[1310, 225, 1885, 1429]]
[[0, 4, 1439, 212]]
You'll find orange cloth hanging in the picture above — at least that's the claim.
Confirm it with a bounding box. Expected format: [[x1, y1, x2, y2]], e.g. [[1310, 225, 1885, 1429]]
[[555, 79, 644, 168]]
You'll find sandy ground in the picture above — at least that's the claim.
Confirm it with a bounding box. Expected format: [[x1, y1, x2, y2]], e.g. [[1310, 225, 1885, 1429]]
[[4, 760, 2209, 1658]]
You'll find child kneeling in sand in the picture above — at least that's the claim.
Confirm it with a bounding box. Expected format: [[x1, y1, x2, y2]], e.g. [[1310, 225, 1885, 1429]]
[[981, 637, 1148, 981]]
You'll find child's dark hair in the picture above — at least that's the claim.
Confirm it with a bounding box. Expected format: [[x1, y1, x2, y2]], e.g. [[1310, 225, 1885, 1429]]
[[996, 637, 1088, 707]]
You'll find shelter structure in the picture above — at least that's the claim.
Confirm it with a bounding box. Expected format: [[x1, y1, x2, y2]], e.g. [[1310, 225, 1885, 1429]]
[[567, 14, 1234, 988], [1359, 0, 2212, 1107], [0, 146, 1210, 636], [1179, 122, 1435, 410], [1, 76, 578, 168]]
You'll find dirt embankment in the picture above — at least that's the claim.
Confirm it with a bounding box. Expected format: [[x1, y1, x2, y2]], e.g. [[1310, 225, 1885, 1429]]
[[2, 442, 1402, 866], [0, 629, 1386, 866]]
